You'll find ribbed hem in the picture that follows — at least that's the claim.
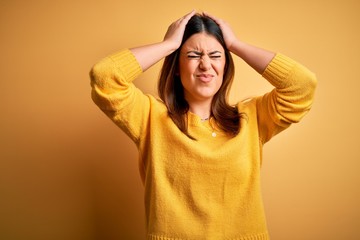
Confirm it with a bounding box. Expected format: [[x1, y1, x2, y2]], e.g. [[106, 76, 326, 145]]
[[262, 53, 296, 89], [229, 232, 269, 240], [108, 49, 142, 83], [147, 234, 186, 240], [147, 232, 269, 240]]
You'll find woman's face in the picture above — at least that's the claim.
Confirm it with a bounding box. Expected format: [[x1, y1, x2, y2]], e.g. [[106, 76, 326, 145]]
[[178, 32, 226, 104]]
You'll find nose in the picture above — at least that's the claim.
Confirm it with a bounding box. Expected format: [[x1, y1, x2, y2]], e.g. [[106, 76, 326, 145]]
[[199, 55, 211, 70]]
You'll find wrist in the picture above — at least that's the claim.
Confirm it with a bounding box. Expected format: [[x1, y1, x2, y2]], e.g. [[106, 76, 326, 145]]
[[228, 40, 247, 58], [162, 39, 181, 55]]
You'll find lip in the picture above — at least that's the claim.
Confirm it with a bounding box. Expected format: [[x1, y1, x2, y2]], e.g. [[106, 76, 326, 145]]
[[196, 73, 214, 83]]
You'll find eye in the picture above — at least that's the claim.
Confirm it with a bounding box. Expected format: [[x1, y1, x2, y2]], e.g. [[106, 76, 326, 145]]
[[187, 55, 201, 59], [210, 55, 221, 59]]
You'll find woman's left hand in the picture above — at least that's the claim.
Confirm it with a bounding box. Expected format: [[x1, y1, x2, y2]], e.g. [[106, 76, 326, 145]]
[[163, 10, 196, 51], [203, 12, 239, 51]]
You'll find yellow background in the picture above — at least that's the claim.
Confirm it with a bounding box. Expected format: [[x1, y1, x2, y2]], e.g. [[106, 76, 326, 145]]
[[1, 0, 359, 239]]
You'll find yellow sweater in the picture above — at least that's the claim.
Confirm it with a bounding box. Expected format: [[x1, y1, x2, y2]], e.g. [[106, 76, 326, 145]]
[[90, 49, 317, 240]]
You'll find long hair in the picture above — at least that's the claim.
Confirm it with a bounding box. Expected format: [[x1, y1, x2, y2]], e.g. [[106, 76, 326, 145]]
[[158, 13, 241, 139]]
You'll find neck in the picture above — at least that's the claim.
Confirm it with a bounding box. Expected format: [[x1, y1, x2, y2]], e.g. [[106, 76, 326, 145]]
[[188, 100, 212, 120]]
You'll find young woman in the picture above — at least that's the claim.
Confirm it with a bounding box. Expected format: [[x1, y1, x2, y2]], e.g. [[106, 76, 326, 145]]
[[90, 10, 317, 240]]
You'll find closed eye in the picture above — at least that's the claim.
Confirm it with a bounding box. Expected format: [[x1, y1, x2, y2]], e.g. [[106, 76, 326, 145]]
[[209, 50, 223, 59], [187, 55, 201, 59]]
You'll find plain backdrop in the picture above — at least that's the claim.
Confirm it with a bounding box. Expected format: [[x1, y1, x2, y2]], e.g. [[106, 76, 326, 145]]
[[0, 0, 359, 239]]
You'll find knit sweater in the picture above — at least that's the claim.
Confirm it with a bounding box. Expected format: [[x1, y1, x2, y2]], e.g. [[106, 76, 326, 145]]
[[90, 49, 317, 240]]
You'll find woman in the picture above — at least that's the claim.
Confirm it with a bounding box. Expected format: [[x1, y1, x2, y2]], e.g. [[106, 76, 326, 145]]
[[90, 10, 317, 240]]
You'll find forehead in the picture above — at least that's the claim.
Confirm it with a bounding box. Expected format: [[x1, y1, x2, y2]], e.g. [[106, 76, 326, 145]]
[[181, 32, 224, 52]]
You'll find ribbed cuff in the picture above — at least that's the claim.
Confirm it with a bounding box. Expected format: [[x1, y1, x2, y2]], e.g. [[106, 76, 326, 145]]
[[109, 49, 142, 83], [262, 53, 297, 88], [147, 232, 269, 240]]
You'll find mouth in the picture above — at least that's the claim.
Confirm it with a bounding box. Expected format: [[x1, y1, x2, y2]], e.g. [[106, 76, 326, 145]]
[[196, 74, 214, 83]]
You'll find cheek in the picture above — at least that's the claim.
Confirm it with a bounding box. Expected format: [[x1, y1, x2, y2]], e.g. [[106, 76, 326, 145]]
[[179, 61, 197, 79], [216, 78, 224, 90], [213, 61, 226, 77], [214, 62, 225, 89]]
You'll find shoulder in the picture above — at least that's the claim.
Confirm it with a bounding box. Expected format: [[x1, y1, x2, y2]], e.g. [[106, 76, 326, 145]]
[[236, 97, 258, 113], [147, 94, 168, 114]]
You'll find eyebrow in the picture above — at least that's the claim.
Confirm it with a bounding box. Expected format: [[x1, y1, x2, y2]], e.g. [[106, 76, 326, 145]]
[[186, 50, 222, 55]]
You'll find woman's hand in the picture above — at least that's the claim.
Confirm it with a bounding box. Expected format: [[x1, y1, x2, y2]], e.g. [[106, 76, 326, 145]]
[[203, 12, 238, 51], [163, 10, 196, 51], [204, 12, 275, 74], [131, 10, 195, 71]]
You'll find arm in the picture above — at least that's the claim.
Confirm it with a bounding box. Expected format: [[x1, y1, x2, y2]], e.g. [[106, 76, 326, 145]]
[[204, 12, 275, 74], [205, 13, 317, 142], [227, 41, 275, 74], [131, 10, 195, 71], [90, 11, 196, 142]]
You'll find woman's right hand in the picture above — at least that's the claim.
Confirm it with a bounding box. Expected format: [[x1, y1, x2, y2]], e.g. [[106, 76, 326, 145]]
[[205, 12, 275, 74], [130, 10, 195, 71], [163, 10, 196, 51]]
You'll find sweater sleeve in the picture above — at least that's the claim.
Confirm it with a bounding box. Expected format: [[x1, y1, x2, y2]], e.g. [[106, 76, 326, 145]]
[[89, 49, 149, 145], [257, 53, 317, 143]]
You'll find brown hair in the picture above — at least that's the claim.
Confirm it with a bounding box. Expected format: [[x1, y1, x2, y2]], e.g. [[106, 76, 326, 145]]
[[158, 14, 242, 139]]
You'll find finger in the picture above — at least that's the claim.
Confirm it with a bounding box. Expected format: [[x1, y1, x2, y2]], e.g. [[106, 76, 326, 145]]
[[178, 9, 195, 23], [203, 11, 216, 19], [184, 9, 196, 19], [203, 12, 222, 24]]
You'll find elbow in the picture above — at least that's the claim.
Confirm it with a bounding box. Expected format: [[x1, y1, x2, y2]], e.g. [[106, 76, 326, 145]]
[[89, 59, 112, 108], [89, 65, 97, 83], [276, 73, 318, 124], [308, 71, 318, 94], [296, 72, 318, 121], [89, 55, 117, 87], [305, 71, 318, 108], [89, 60, 106, 87], [294, 67, 318, 109]]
